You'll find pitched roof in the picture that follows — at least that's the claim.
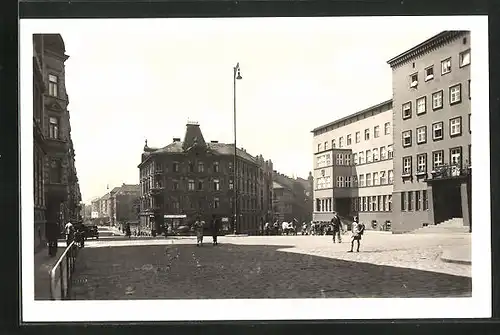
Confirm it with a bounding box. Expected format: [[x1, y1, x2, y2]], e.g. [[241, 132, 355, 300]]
[[116, 184, 140, 195]]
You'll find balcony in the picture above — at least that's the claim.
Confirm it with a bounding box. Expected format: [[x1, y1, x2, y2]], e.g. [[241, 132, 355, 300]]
[[150, 184, 165, 195], [154, 169, 164, 175], [426, 164, 471, 182]]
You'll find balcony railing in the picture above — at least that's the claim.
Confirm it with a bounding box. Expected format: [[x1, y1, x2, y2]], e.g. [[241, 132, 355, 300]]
[[429, 164, 471, 180], [154, 169, 164, 175]]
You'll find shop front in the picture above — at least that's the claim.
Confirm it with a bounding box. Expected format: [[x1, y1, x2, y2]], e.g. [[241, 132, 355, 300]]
[[163, 214, 188, 235]]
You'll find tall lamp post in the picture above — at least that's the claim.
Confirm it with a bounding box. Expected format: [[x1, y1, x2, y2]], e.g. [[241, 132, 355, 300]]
[[233, 62, 242, 234]]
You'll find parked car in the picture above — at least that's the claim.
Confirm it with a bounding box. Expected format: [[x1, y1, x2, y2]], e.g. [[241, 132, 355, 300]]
[[84, 225, 99, 239]]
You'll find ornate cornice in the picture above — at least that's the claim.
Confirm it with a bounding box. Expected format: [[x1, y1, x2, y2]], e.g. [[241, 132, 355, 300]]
[[387, 31, 469, 69]]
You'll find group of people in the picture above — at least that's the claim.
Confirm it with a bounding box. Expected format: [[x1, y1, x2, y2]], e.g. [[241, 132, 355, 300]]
[[193, 214, 221, 247], [63, 221, 86, 249], [328, 212, 366, 253]]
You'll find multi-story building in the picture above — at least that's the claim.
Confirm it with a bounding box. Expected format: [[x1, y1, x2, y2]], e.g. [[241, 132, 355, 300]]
[[387, 31, 471, 233], [311, 100, 394, 227], [90, 198, 100, 219], [33, 34, 81, 251], [137, 121, 274, 235], [111, 183, 141, 227], [272, 171, 314, 223]]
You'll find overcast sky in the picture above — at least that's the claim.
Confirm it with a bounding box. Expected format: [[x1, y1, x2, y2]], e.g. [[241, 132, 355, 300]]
[[47, 18, 440, 203]]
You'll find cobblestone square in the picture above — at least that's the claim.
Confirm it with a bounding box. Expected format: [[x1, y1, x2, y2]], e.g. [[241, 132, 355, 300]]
[[71, 233, 471, 299]]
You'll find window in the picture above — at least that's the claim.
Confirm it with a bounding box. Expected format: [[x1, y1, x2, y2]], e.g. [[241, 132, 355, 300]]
[[380, 171, 386, 184], [173, 181, 179, 190], [228, 161, 233, 171], [317, 143, 321, 152], [345, 176, 352, 188], [346, 134, 352, 146], [364, 129, 370, 141], [416, 96, 427, 115], [402, 130, 412, 147], [432, 90, 443, 110], [374, 126, 380, 138], [402, 102, 412, 119], [363, 197, 368, 211], [370, 196, 376, 211], [425, 66, 434, 81], [213, 179, 220, 191], [387, 195, 393, 211], [468, 79, 471, 100], [384, 122, 391, 135], [417, 153, 427, 174], [332, 139, 336, 148], [373, 148, 379, 161], [402, 156, 412, 176], [366, 173, 372, 187], [449, 84, 462, 105], [401, 192, 406, 211], [48, 74, 58, 97], [49, 159, 62, 183], [197, 161, 204, 172], [432, 122, 444, 141], [373, 172, 379, 186], [336, 176, 344, 188], [316, 155, 326, 168], [353, 153, 358, 165], [345, 154, 351, 166], [336, 154, 343, 165], [416, 126, 427, 144], [355, 131, 360, 143], [49, 117, 59, 139], [358, 151, 365, 164], [173, 201, 180, 210], [441, 58, 451, 74], [387, 145, 393, 159], [432, 150, 444, 170], [410, 72, 418, 88], [450, 116, 462, 137], [359, 174, 365, 187], [380, 146, 387, 160], [365, 150, 372, 163], [450, 147, 462, 167], [416, 191, 421, 211], [459, 49, 471, 67], [213, 197, 220, 209], [339, 137, 344, 148], [188, 162, 195, 173], [213, 161, 220, 173], [324, 141, 328, 150], [188, 179, 195, 191], [198, 180, 204, 190], [352, 175, 358, 187], [173, 162, 179, 172], [423, 190, 428, 210], [408, 191, 413, 211], [325, 153, 331, 166]]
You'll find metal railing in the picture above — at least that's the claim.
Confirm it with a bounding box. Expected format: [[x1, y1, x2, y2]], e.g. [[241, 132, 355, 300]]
[[49, 241, 79, 300]]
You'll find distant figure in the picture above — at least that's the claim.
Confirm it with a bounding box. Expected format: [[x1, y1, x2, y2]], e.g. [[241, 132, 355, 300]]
[[348, 216, 365, 253], [194, 217, 204, 246], [125, 223, 131, 238], [46, 222, 59, 257], [210, 215, 220, 246], [330, 212, 344, 243], [64, 221, 75, 247], [264, 222, 270, 235]]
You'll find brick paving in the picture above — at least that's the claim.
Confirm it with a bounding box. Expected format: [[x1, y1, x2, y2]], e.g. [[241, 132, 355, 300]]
[[71, 233, 471, 299]]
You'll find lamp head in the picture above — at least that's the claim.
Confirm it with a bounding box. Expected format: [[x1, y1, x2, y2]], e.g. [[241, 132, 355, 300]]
[[236, 68, 242, 80]]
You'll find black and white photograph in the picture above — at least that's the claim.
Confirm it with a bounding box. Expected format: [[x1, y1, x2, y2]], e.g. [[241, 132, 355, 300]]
[[20, 16, 490, 322]]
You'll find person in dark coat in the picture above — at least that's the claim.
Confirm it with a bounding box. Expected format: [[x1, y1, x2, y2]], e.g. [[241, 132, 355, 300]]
[[211, 215, 220, 246], [46, 222, 59, 257], [330, 211, 344, 243], [125, 223, 131, 238]]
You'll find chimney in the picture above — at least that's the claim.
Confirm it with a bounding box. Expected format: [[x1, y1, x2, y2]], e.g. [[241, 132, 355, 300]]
[[210, 140, 218, 143], [173, 138, 181, 142]]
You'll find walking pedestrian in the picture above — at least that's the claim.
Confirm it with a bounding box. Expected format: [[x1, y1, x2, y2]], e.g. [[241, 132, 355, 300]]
[[211, 215, 220, 246], [125, 223, 131, 238], [331, 212, 344, 243], [348, 216, 365, 252], [64, 221, 75, 247], [194, 217, 204, 246]]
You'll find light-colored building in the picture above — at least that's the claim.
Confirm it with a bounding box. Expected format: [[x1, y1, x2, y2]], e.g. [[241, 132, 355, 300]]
[[311, 100, 394, 228], [387, 30, 471, 233]]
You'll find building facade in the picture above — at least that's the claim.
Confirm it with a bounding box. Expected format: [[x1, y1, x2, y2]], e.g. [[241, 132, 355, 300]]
[[387, 31, 471, 233], [272, 171, 314, 223], [33, 34, 82, 251], [112, 184, 141, 226], [311, 100, 394, 228], [137, 122, 273, 235]]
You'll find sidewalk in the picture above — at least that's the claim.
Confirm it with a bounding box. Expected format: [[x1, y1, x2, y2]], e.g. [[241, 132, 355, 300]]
[[34, 247, 64, 300], [441, 245, 471, 265]]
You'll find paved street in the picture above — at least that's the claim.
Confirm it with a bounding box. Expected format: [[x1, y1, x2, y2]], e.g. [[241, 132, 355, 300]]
[[70, 232, 471, 299]]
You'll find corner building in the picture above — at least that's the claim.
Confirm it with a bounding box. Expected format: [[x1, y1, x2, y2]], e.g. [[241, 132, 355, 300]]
[[387, 31, 471, 233], [311, 100, 394, 227], [138, 122, 273, 235]]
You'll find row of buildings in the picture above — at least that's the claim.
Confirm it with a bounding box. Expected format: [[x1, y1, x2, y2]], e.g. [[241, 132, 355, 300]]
[[312, 30, 472, 233], [33, 34, 82, 252], [136, 121, 314, 235], [90, 183, 141, 228]]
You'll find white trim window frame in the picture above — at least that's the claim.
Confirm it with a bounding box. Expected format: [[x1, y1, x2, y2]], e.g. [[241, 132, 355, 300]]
[[416, 153, 427, 174], [402, 102, 412, 119], [432, 150, 444, 170], [416, 96, 427, 115], [432, 90, 443, 110], [432, 122, 444, 141], [416, 126, 427, 144], [441, 58, 451, 75], [402, 130, 412, 147], [402, 156, 412, 176], [450, 117, 462, 137], [425, 65, 434, 81]]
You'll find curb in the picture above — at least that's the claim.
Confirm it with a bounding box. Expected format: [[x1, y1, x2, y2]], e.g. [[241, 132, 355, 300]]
[[440, 256, 471, 265]]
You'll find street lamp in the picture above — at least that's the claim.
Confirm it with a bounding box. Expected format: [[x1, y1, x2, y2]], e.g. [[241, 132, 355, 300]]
[[233, 62, 242, 235]]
